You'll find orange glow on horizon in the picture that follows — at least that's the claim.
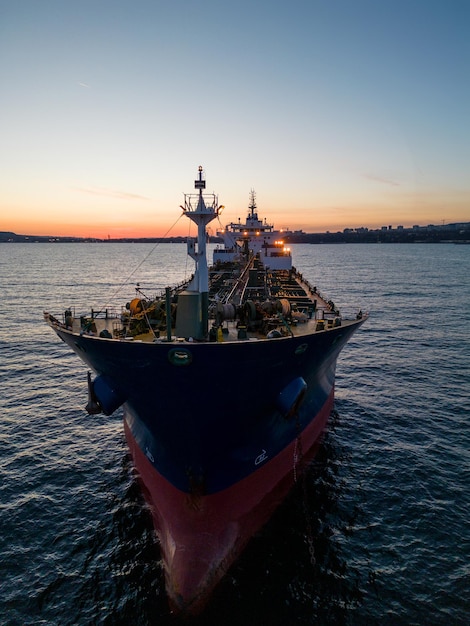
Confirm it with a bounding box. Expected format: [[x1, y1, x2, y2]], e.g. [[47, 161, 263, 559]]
[[0, 214, 193, 239], [2, 199, 469, 239], [0, 223, 193, 239], [2, 214, 469, 239]]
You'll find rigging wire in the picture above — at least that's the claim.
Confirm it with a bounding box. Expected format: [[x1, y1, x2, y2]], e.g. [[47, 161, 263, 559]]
[[184, 208, 193, 279], [95, 211, 186, 317]]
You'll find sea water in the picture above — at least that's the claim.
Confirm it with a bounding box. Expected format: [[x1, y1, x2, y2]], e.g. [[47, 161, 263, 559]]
[[0, 243, 469, 625]]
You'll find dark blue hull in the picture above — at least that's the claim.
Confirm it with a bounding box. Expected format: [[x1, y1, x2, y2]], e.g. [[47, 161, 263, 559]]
[[55, 320, 362, 495]]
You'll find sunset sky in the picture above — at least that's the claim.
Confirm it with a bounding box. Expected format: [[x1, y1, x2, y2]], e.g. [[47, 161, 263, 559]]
[[1, 0, 469, 238]]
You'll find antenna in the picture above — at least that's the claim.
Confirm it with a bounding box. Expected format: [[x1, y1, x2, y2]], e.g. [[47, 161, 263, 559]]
[[249, 189, 256, 213], [195, 165, 206, 193]]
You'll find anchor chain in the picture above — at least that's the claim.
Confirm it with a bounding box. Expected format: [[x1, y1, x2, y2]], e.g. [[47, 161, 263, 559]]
[[293, 412, 303, 483], [293, 412, 316, 567]]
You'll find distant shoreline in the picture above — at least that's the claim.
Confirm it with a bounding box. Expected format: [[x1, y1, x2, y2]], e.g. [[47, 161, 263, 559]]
[[1, 224, 469, 245]]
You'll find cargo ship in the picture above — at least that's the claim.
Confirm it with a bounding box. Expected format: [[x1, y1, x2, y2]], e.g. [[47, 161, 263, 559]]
[[44, 167, 367, 614]]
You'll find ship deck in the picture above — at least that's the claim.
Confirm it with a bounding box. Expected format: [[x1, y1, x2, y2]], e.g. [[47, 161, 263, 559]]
[[45, 263, 363, 344], [47, 300, 360, 344]]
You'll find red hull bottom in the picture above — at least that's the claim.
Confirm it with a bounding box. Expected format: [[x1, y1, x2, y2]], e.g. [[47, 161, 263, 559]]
[[124, 388, 334, 614]]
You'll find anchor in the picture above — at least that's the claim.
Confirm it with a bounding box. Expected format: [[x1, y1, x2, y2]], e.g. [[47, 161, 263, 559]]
[[85, 371, 102, 415]]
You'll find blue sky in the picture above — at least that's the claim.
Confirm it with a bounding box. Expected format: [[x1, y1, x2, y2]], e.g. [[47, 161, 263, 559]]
[[1, 0, 469, 237]]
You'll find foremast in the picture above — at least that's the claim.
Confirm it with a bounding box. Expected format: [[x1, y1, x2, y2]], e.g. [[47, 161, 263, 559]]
[[248, 188, 257, 218], [181, 166, 221, 338]]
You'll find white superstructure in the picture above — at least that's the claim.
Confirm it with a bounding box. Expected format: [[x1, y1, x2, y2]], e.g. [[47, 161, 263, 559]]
[[213, 190, 292, 270]]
